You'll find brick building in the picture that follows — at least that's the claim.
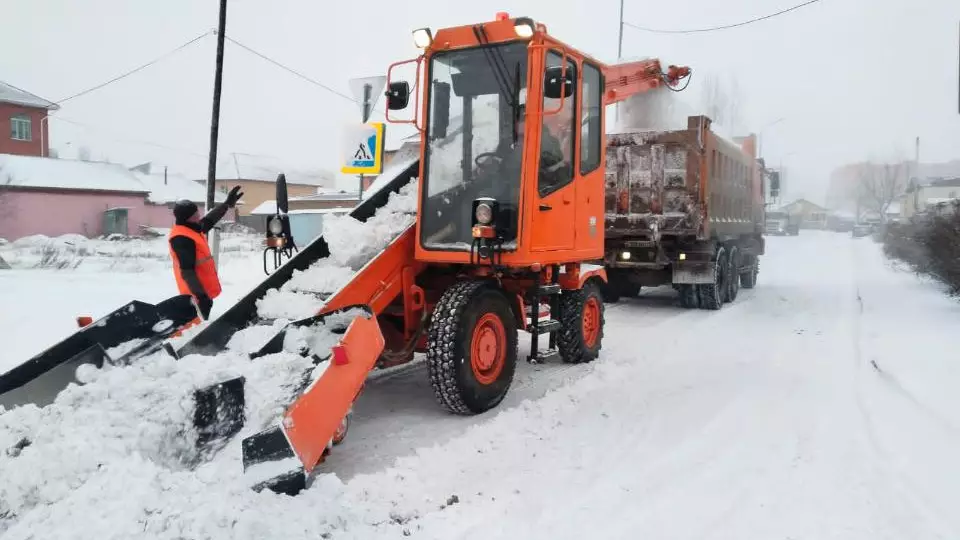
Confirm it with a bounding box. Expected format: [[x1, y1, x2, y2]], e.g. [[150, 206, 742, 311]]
[[0, 81, 58, 157]]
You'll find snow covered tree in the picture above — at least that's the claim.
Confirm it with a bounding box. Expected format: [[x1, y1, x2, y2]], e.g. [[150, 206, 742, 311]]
[[77, 146, 92, 162], [857, 160, 907, 222], [699, 74, 744, 133], [0, 166, 14, 222]]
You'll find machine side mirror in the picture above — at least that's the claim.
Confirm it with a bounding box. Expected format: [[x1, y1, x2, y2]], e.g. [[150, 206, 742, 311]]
[[432, 82, 450, 138], [386, 81, 410, 110], [543, 66, 575, 99]]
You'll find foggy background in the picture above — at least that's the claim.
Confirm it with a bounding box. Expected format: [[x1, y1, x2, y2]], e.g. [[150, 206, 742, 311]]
[[2, 0, 958, 201]]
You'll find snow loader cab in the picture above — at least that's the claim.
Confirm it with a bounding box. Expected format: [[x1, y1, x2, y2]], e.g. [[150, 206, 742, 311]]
[[387, 14, 606, 268]]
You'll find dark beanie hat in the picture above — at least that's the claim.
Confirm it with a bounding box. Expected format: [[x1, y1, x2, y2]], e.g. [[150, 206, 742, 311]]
[[173, 199, 198, 224]]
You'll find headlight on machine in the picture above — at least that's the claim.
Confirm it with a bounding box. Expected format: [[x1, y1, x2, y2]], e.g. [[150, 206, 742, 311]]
[[268, 218, 283, 235], [475, 203, 494, 225]]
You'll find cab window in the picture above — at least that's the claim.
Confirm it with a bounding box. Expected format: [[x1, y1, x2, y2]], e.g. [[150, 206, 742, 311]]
[[539, 51, 577, 196], [580, 62, 602, 174]]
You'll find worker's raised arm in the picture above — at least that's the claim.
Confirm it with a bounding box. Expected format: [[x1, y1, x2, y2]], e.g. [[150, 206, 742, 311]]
[[199, 186, 243, 233]]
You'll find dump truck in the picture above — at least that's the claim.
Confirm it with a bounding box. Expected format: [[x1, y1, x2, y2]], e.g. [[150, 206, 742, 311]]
[[601, 116, 765, 308], [1, 13, 692, 495]]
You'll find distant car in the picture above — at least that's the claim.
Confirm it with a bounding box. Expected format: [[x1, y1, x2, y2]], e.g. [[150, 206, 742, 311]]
[[851, 223, 873, 238], [765, 211, 800, 236]]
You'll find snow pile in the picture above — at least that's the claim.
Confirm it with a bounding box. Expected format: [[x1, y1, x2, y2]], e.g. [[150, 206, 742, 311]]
[[0, 232, 262, 272], [256, 180, 418, 321], [0, 339, 326, 532]]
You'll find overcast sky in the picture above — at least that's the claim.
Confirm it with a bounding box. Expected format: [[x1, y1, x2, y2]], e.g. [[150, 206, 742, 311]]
[[2, 0, 958, 200]]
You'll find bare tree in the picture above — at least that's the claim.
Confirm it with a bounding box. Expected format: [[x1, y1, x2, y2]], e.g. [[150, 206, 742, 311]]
[[857, 161, 907, 222], [699, 74, 744, 133], [0, 166, 16, 228]]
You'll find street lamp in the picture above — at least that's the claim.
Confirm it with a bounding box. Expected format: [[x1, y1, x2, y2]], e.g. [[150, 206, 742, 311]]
[[757, 117, 786, 158]]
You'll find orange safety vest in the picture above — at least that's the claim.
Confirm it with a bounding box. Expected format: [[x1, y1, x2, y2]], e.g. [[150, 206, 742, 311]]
[[168, 225, 222, 299]]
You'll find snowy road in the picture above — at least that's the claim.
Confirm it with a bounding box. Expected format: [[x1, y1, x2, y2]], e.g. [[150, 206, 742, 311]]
[[333, 231, 960, 538], [3, 231, 960, 539]]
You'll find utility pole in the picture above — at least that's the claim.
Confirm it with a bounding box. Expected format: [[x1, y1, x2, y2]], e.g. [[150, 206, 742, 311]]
[[359, 83, 373, 200], [206, 0, 228, 268]]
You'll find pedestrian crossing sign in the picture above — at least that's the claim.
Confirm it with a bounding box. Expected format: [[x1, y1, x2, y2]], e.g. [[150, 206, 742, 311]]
[[341, 122, 385, 175]]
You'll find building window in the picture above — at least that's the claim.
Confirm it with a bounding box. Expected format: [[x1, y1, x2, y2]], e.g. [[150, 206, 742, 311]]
[[10, 115, 31, 141]]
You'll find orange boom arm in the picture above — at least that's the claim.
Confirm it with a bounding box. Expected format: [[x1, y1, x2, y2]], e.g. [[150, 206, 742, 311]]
[[603, 59, 691, 106]]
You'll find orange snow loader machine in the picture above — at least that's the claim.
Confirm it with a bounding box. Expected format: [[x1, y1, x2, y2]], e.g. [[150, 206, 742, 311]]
[[0, 13, 690, 496], [237, 13, 690, 493]]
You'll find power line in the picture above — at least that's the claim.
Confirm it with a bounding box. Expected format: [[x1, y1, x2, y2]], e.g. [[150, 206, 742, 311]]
[[55, 31, 213, 105], [223, 35, 358, 104], [623, 0, 823, 34], [50, 116, 208, 158]]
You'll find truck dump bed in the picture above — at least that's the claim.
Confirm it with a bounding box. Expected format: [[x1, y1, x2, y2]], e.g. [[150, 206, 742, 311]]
[[604, 115, 763, 242]]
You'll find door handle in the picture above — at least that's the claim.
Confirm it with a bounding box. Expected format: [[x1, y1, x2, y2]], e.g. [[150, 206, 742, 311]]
[[539, 204, 552, 211]]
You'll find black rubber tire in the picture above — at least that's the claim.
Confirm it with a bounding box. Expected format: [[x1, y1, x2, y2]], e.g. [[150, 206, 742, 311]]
[[678, 284, 699, 308], [697, 245, 726, 311], [427, 281, 518, 415], [740, 255, 759, 289], [727, 246, 740, 303], [621, 283, 641, 298], [600, 281, 621, 303], [557, 280, 605, 364]]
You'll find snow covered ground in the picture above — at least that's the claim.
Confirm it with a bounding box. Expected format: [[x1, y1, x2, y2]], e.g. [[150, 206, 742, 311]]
[[0, 233, 265, 371], [2, 231, 960, 539]]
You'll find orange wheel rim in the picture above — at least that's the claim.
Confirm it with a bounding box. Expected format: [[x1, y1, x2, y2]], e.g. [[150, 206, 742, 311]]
[[582, 297, 601, 348], [470, 313, 506, 385]]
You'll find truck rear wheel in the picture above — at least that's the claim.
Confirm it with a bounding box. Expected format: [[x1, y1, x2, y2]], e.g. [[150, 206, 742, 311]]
[[697, 245, 727, 310], [557, 280, 605, 364], [678, 285, 699, 308], [727, 246, 740, 303], [741, 255, 759, 289], [599, 281, 621, 303], [427, 281, 518, 415]]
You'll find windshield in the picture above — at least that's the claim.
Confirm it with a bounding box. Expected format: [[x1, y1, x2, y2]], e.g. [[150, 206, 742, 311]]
[[420, 42, 528, 251]]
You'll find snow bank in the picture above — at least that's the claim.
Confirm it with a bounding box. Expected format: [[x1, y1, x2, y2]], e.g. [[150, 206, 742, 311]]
[[0, 232, 262, 272], [0, 341, 320, 532]]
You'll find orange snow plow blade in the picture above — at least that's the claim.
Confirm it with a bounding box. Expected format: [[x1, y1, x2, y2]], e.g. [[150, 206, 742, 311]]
[[240, 313, 384, 495], [240, 227, 423, 494], [285, 314, 384, 470]]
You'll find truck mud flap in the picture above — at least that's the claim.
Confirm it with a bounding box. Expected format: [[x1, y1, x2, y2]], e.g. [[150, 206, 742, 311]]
[[241, 311, 384, 495], [0, 294, 197, 409], [672, 262, 718, 285]]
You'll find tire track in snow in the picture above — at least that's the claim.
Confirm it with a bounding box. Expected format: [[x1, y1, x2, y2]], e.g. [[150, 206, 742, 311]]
[[849, 240, 959, 538], [330, 287, 697, 479]]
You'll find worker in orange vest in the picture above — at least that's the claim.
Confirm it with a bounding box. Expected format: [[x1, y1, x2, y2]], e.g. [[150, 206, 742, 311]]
[[168, 186, 243, 320]]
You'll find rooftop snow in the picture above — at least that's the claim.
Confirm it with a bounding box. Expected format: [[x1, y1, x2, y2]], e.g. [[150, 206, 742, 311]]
[[0, 81, 58, 110], [132, 170, 226, 205], [0, 154, 148, 194], [212, 153, 333, 186]]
